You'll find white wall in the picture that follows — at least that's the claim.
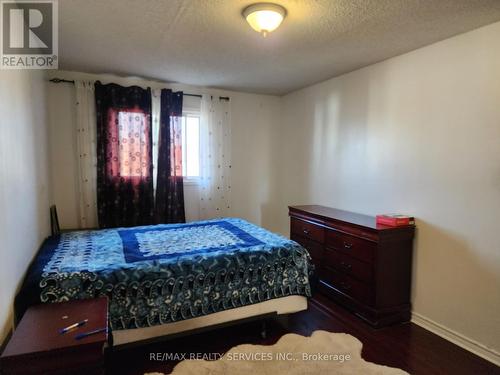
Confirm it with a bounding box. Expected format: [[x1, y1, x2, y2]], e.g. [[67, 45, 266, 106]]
[[0, 71, 51, 343], [275, 22, 500, 361], [230, 92, 281, 226], [46, 71, 281, 228], [47, 82, 80, 228]]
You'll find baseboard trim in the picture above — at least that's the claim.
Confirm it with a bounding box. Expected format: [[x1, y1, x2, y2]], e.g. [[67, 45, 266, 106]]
[[411, 312, 500, 366]]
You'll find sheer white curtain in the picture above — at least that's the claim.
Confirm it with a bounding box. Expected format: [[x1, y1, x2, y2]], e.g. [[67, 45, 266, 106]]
[[74, 80, 98, 228], [151, 88, 161, 196], [199, 95, 232, 219]]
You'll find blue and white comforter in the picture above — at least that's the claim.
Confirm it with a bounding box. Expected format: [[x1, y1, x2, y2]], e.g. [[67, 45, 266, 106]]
[[15, 218, 312, 330]]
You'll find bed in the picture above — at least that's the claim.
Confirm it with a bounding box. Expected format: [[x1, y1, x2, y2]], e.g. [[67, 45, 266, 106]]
[[15, 218, 312, 345]]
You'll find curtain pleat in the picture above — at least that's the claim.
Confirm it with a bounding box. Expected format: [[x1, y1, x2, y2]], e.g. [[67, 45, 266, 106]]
[[154, 89, 185, 223], [75, 80, 98, 228]]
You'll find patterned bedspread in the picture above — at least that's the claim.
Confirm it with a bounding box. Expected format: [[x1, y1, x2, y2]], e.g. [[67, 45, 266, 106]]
[[15, 218, 312, 330]]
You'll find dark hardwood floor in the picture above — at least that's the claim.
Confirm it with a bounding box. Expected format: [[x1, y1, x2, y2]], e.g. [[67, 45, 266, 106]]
[[108, 294, 500, 375]]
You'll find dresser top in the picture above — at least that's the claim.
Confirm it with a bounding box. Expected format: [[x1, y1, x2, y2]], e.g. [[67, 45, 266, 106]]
[[289, 205, 413, 231]]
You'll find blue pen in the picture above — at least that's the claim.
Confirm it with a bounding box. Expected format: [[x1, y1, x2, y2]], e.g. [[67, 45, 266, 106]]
[[75, 327, 107, 340], [59, 319, 88, 334]]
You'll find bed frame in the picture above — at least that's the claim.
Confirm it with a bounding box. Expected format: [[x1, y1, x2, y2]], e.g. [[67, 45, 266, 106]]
[[112, 295, 308, 348]]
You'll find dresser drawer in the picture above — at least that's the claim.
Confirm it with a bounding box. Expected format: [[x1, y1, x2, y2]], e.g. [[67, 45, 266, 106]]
[[323, 247, 373, 283], [291, 234, 324, 264], [326, 230, 375, 263], [291, 218, 325, 244], [320, 267, 373, 305]]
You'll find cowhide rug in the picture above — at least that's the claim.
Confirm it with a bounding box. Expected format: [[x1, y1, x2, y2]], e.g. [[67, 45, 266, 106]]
[[146, 330, 408, 374]]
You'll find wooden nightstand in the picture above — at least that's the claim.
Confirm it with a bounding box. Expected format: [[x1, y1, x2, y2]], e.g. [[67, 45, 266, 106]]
[[1, 298, 110, 375]]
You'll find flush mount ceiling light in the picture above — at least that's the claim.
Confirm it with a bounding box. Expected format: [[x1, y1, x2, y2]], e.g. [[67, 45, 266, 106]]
[[242, 3, 287, 37]]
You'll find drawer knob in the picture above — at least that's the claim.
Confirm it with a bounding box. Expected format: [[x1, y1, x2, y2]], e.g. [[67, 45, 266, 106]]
[[303, 229, 310, 235], [343, 241, 353, 249], [341, 261, 352, 271], [340, 281, 351, 290]]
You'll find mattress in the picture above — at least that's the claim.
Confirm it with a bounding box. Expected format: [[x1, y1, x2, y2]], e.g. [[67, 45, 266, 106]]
[[15, 218, 312, 330]]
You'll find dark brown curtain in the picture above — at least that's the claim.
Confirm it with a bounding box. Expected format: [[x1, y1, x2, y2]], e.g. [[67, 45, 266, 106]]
[[154, 89, 185, 223], [95, 81, 154, 228]]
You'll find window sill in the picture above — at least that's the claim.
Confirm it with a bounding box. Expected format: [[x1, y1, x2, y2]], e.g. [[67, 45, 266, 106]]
[[183, 178, 200, 186]]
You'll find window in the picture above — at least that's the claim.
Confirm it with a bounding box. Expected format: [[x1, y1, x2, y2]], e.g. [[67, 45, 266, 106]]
[[181, 113, 200, 179]]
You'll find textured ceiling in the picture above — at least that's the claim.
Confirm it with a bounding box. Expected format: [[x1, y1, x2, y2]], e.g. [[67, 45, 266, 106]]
[[59, 0, 500, 95]]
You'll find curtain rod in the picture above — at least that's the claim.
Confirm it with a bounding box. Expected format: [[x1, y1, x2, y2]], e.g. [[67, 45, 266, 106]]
[[48, 78, 230, 101]]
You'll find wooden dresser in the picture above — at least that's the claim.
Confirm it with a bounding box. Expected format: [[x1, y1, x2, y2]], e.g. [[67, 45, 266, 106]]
[[289, 205, 415, 327]]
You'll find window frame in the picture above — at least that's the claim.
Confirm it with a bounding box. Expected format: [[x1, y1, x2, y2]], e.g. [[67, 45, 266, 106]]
[[181, 110, 201, 185]]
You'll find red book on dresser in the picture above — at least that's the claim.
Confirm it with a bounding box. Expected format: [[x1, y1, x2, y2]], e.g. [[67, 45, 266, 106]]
[[376, 214, 415, 227]]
